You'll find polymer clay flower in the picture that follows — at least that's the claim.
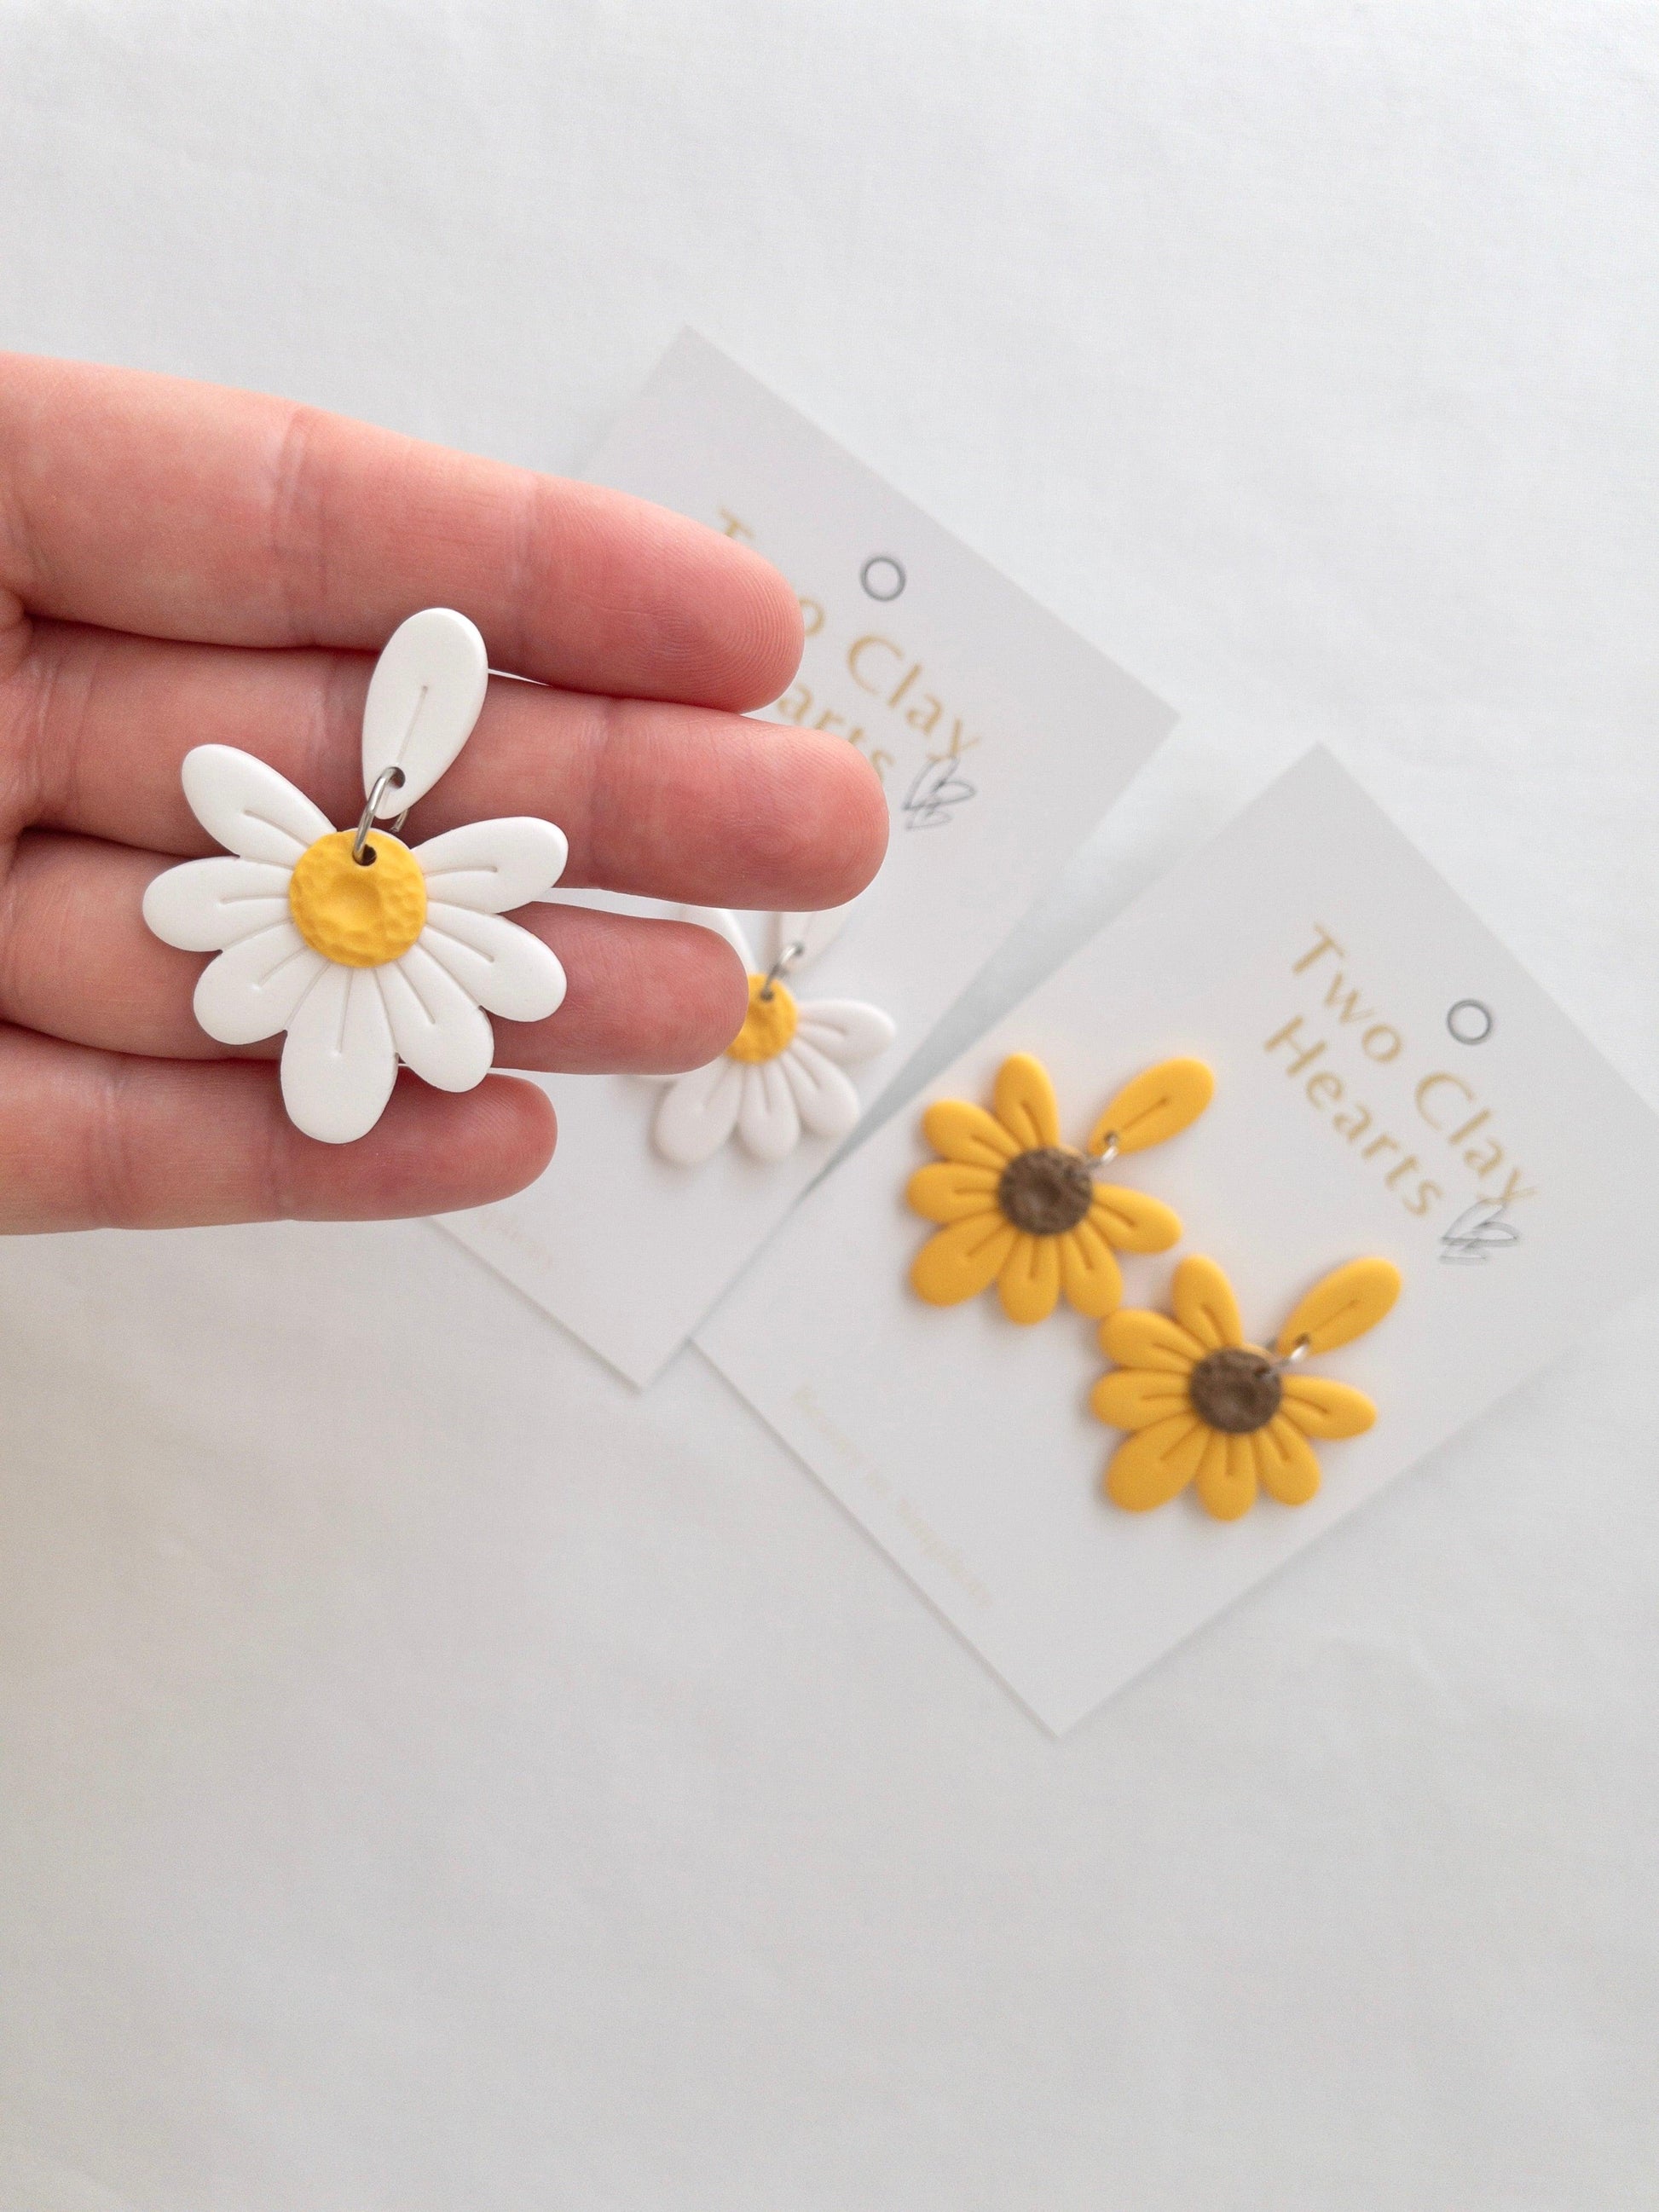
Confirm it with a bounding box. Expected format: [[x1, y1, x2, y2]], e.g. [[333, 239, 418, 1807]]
[[1093, 1254, 1401, 1521], [651, 909, 895, 1164], [143, 610, 568, 1145], [906, 1053, 1213, 1324]]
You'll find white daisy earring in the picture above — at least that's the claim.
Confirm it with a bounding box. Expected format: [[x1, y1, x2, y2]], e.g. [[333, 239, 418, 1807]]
[[650, 908, 896, 1165], [142, 608, 569, 1144]]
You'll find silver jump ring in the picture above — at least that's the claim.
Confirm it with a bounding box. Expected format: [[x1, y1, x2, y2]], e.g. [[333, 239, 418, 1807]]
[[758, 938, 808, 1002], [1086, 1132, 1120, 1173], [352, 766, 408, 864], [1277, 1336, 1312, 1370]]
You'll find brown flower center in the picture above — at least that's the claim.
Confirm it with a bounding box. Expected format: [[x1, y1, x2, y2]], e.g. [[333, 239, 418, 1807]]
[[1188, 1347, 1283, 1435], [997, 1145, 1095, 1235]]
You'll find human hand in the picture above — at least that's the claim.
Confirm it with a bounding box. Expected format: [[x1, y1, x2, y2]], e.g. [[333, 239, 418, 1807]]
[[0, 356, 886, 1231]]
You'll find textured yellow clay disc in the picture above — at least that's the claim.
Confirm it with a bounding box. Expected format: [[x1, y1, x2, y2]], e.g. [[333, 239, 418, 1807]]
[[288, 829, 427, 967], [726, 973, 799, 1063]]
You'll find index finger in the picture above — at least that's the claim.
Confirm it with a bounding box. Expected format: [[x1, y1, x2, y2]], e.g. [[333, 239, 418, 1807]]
[[0, 354, 802, 709]]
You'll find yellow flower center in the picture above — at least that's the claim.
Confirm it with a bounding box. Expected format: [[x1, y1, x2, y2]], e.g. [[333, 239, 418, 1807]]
[[726, 973, 799, 1063], [288, 829, 427, 967]]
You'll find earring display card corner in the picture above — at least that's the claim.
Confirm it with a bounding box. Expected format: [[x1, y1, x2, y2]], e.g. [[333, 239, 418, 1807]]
[[695, 747, 1659, 1735], [439, 332, 1176, 1385]]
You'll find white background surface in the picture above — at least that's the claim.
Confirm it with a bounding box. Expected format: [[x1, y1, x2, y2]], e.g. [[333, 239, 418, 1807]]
[[2, 4, 1656, 2204]]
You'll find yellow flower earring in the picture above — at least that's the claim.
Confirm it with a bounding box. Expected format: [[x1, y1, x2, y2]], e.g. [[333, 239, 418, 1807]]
[[906, 1053, 1214, 1325], [1093, 1255, 1401, 1521]]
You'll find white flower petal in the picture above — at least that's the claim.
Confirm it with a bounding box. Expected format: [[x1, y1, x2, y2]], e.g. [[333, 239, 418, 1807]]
[[280, 965, 397, 1144], [182, 745, 332, 865], [780, 1036, 862, 1140], [194, 924, 327, 1045], [737, 1056, 801, 1161], [412, 817, 568, 911], [417, 904, 566, 1022], [142, 857, 294, 952], [379, 944, 495, 1093], [653, 1055, 743, 1165], [361, 608, 488, 813], [794, 998, 896, 1066]]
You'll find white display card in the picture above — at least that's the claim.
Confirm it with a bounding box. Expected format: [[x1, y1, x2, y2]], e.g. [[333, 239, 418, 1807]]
[[697, 749, 1659, 1733], [442, 334, 1176, 1383]]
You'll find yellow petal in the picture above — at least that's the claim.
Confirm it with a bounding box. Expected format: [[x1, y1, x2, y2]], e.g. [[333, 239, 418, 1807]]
[[1275, 1257, 1402, 1356], [1195, 1429, 1257, 1521], [993, 1053, 1061, 1150], [1255, 1417, 1322, 1505], [1172, 1256, 1245, 1350], [1104, 1413, 1210, 1510], [1086, 1056, 1214, 1158], [997, 1231, 1061, 1324], [1090, 1366, 1190, 1431], [922, 1098, 1019, 1172], [1058, 1216, 1124, 1318], [1090, 1182, 1182, 1254], [1099, 1308, 1205, 1373], [910, 1215, 1018, 1306], [1278, 1374, 1377, 1440], [906, 1160, 1001, 1225]]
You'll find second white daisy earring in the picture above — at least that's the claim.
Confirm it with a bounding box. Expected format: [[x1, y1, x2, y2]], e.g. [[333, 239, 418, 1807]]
[[650, 908, 896, 1165], [143, 608, 569, 1144]]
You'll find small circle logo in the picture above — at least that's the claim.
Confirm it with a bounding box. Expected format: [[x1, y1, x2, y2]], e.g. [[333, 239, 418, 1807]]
[[859, 555, 906, 603], [1447, 998, 1494, 1045]]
